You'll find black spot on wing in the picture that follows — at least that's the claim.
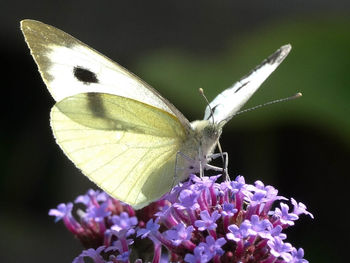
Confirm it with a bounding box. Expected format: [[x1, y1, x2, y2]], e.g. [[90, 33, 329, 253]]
[[234, 81, 249, 93], [73, 66, 98, 84]]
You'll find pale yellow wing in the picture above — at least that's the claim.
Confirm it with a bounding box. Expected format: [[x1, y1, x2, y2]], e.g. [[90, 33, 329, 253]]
[[50, 93, 187, 209]]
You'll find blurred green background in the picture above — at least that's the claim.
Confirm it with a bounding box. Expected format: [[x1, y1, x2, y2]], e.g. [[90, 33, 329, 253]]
[[1, 1, 349, 262]]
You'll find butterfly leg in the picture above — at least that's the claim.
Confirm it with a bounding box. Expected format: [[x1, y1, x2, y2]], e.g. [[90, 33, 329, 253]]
[[206, 152, 230, 180], [217, 141, 229, 180], [198, 145, 205, 178], [204, 163, 223, 171]]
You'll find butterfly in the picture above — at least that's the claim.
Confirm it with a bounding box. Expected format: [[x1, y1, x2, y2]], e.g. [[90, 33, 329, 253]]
[[21, 19, 291, 209]]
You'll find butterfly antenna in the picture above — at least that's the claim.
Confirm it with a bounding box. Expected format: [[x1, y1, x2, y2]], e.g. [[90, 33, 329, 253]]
[[199, 88, 215, 124], [199, 88, 228, 178], [234, 92, 302, 117]]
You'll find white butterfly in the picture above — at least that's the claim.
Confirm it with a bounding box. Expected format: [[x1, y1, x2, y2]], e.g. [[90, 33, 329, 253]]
[[21, 20, 291, 209]]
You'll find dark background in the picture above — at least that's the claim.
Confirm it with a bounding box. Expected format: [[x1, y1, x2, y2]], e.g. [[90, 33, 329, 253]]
[[1, 1, 349, 262]]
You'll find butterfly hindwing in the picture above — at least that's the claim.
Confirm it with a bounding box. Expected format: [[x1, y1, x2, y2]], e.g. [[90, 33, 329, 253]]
[[50, 93, 187, 208]]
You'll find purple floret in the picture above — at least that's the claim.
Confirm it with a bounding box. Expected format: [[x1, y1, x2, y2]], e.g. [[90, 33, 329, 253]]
[[195, 210, 220, 231], [291, 198, 314, 219], [184, 245, 212, 263], [274, 203, 299, 226], [268, 236, 293, 262], [137, 218, 160, 239], [72, 246, 105, 263], [226, 220, 252, 242], [85, 202, 111, 222], [291, 247, 309, 263], [200, 235, 227, 257], [164, 222, 194, 246], [49, 202, 73, 222]]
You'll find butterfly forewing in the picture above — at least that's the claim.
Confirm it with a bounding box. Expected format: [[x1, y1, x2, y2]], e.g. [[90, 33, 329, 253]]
[[50, 93, 187, 208], [204, 44, 291, 125], [20, 19, 191, 130]]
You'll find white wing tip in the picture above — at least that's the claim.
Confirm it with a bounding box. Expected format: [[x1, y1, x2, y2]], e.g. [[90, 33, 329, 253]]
[[280, 43, 292, 56], [281, 43, 292, 50]]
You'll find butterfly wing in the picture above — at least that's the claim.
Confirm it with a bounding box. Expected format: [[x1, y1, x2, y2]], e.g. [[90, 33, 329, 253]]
[[51, 92, 187, 209], [204, 44, 291, 126], [20, 19, 190, 129]]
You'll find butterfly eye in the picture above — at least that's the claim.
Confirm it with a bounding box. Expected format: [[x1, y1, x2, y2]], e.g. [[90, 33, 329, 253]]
[[203, 124, 221, 140], [73, 66, 99, 84]]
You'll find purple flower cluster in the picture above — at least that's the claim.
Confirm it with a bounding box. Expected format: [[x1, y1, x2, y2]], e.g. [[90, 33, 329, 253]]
[[49, 175, 313, 263]]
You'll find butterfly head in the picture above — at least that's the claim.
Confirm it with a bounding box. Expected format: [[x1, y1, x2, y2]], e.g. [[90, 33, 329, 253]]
[[190, 120, 222, 156]]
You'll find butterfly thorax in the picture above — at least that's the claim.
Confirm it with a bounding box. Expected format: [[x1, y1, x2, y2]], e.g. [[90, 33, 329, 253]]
[[173, 120, 222, 182]]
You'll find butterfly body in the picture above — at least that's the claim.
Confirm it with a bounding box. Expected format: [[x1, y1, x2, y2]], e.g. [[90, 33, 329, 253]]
[[21, 20, 291, 209]]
